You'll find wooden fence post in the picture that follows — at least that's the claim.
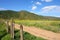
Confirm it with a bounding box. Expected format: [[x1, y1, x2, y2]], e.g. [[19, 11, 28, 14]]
[[10, 19, 14, 40], [20, 24, 23, 40], [6, 20, 9, 33]]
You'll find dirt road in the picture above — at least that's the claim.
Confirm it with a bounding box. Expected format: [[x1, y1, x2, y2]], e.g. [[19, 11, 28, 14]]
[[11, 23, 60, 40]]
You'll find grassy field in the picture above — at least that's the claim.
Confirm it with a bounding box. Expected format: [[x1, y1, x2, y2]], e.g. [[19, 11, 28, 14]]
[[15, 20, 60, 33], [0, 20, 45, 40]]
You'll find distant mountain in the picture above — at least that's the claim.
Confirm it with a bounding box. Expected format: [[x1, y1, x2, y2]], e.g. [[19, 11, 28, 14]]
[[0, 10, 60, 20]]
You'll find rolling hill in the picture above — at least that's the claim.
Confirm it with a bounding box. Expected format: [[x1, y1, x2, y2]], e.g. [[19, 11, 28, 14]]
[[0, 10, 60, 20]]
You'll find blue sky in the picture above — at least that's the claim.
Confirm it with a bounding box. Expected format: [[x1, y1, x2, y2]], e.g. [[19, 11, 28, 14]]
[[0, 0, 60, 17]]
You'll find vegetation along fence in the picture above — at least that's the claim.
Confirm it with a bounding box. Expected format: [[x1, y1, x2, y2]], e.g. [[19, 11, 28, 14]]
[[5, 19, 23, 40]]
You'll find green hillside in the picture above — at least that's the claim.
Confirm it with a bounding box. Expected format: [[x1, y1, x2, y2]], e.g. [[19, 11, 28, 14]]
[[0, 10, 19, 19], [0, 10, 60, 20]]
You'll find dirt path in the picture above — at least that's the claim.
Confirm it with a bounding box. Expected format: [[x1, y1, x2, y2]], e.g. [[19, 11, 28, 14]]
[[9, 22, 60, 40]]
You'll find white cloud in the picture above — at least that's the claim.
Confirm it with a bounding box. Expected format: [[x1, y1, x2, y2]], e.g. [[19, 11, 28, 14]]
[[0, 8, 7, 10], [36, 2, 42, 5], [40, 5, 60, 13], [32, 6, 37, 10], [41, 6, 56, 13], [41, 0, 53, 2], [54, 6, 60, 12], [31, 2, 41, 10], [39, 5, 60, 17]]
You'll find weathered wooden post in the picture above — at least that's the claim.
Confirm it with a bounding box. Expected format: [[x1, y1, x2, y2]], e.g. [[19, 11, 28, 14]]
[[6, 20, 9, 33], [20, 24, 23, 40], [10, 19, 14, 40]]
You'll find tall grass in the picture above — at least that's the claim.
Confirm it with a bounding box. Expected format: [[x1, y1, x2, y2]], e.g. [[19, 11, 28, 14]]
[[15, 20, 60, 33]]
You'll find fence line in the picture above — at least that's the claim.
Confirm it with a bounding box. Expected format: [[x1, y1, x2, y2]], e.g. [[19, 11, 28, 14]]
[[6, 20, 23, 40]]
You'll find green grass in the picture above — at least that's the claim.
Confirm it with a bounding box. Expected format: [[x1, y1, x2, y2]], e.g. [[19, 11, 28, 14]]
[[15, 30, 46, 40], [15, 20, 60, 33], [0, 21, 7, 39], [0, 20, 46, 40], [1, 34, 11, 40], [1, 30, 46, 40]]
